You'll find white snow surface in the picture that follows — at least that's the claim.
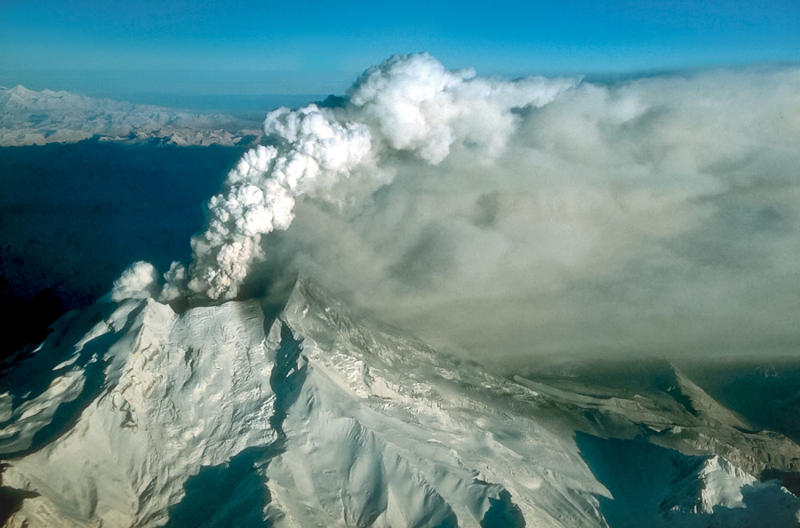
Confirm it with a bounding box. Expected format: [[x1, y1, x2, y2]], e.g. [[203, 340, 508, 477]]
[[0, 279, 798, 527], [0, 85, 260, 146]]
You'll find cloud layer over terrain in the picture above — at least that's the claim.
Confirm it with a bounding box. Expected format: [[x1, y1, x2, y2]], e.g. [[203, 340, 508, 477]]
[[127, 53, 800, 362]]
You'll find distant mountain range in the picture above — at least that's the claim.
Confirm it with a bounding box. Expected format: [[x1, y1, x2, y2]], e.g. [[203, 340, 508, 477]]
[[0, 85, 263, 147]]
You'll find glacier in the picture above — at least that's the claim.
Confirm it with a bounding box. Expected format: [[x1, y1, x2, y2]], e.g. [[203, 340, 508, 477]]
[[0, 278, 798, 527]]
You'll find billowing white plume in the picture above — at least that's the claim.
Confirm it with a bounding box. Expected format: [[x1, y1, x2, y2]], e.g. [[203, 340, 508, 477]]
[[146, 52, 574, 301], [108, 54, 800, 361], [175, 106, 373, 300], [348, 54, 575, 163], [111, 261, 158, 301]]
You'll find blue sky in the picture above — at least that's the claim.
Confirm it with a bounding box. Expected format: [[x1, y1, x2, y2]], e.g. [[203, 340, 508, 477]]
[[1, 0, 798, 97]]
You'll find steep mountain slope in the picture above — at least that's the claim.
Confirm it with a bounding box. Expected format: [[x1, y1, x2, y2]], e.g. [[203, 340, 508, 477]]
[[0, 279, 798, 527]]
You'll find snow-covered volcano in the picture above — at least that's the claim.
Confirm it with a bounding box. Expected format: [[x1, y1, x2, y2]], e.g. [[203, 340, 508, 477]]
[[1, 278, 798, 527]]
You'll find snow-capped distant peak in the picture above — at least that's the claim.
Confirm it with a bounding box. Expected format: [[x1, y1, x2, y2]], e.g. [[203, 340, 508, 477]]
[[0, 85, 261, 147]]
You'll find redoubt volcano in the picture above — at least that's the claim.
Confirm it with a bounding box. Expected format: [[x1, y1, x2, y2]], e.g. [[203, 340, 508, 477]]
[[1, 278, 798, 527]]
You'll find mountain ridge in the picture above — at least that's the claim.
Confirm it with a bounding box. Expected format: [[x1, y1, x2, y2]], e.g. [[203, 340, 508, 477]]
[[0, 277, 798, 526], [0, 85, 262, 147]]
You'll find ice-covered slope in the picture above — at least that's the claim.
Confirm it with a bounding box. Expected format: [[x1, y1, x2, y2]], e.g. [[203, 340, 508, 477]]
[[0, 85, 259, 146], [0, 279, 798, 527]]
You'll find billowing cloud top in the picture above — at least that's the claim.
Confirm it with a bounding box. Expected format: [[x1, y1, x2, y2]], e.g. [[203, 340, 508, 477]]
[[156, 53, 576, 301], [118, 53, 800, 361]]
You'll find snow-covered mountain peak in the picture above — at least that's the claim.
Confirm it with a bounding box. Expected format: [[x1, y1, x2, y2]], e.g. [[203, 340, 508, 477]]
[[0, 85, 260, 146], [0, 278, 798, 527]]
